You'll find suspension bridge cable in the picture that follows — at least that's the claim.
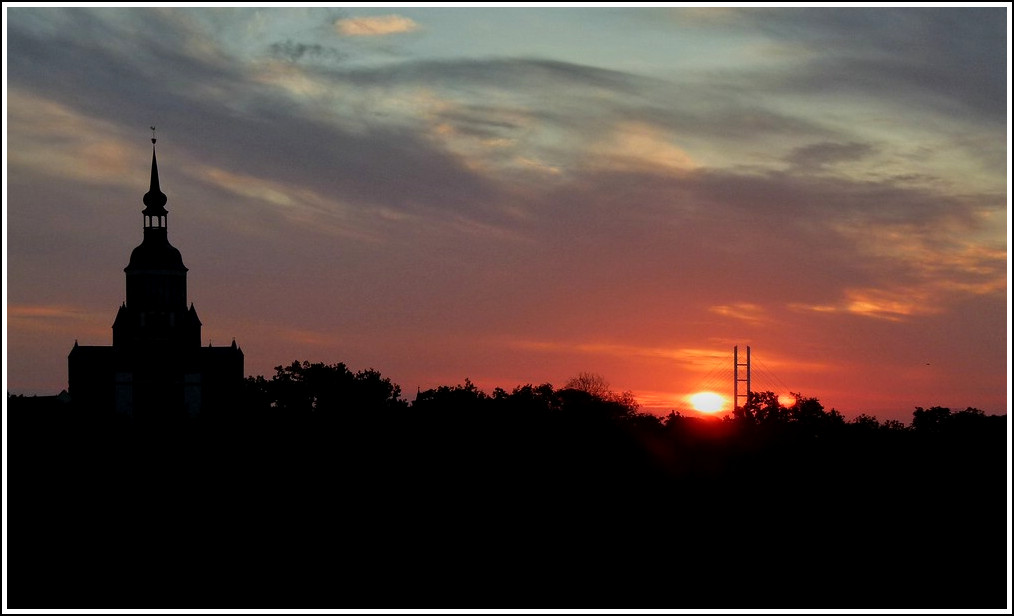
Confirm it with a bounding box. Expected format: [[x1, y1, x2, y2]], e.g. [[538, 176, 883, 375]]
[[690, 353, 731, 393], [752, 358, 793, 394]]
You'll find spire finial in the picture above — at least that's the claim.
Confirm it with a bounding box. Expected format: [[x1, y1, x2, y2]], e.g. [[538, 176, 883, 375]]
[[142, 131, 168, 212]]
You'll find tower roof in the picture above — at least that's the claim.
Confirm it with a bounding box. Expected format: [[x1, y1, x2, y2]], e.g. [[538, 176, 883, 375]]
[[141, 135, 168, 217], [128, 132, 187, 272], [126, 235, 186, 271]]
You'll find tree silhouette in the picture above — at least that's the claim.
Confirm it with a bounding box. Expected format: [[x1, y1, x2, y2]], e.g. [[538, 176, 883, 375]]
[[732, 390, 843, 434], [733, 390, 784, 424], [912, 405, 952, 432], [564, 371, 613, 399], [849, 413, 882, 432], [8, 359, 1008, 609], [788, 392, 844, 435], [491, 382, 559, 416], [413, 378, 488, 415], [561, 371, 639, 419], [244, 360, 406, 418]]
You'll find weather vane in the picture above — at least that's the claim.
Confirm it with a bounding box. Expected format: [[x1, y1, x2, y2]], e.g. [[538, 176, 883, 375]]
[[150, 125, 157, 144]]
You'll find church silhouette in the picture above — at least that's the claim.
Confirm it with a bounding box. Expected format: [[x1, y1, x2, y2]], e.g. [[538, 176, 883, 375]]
[[68, 134, 243, 418]]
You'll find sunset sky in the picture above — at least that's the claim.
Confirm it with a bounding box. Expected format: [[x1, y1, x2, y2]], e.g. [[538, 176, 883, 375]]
[[4, 5, 1010, 421]]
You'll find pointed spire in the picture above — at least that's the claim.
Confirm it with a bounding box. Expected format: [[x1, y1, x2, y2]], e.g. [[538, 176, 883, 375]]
[[142, 128, 168, 214]]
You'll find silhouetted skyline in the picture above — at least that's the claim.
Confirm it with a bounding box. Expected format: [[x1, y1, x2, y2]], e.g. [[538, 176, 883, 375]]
[[5, 6, 1009, 422]]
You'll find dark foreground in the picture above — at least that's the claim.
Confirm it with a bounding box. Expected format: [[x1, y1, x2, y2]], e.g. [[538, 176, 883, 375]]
[[9, 400, 1008, 609]]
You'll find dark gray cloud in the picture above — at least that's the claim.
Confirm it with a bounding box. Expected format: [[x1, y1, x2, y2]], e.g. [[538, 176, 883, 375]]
[[268, 40, 348, 63], [682, 167, 995, 231], [785, 141, 876, 170], [6, 8, 516, 225], [8, 7, 1002, 236], [6, 9, 241, 126], [432, 104, 528, 139], [4, 9, 822, 235], [301, 55, 845, 169], [621, 100, 839, 146], [330, 56, 648, 92], [721, 8, 1008, 124]]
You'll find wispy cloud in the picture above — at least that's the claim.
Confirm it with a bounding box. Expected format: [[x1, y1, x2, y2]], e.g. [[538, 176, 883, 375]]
[[7, 304, 110, 336], [842, 288, 938, 321], [708, 303, 768, 324], [583, 121, 698, 174], [789, 287, 940, 322], [507, 339, 736, 370], [334, 15, 420, 37], [8, 304, 95, 320], [6, 89, 136, 186], [277, 326, 345, 347]]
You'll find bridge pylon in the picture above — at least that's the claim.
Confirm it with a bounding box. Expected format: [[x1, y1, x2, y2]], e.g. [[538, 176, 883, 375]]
[[734, 345, 751, 411]]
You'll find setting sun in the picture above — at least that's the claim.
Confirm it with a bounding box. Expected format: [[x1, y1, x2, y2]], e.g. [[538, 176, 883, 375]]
[[689, 391, 726, 413]]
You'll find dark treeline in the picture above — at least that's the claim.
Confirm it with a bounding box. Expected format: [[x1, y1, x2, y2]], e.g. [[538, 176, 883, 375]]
[[9, 361, 1008, 609]]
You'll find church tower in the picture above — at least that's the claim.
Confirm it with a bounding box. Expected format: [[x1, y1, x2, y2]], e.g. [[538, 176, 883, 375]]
[[112, 134, 202, 350], [69, 133, 243, 419]]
